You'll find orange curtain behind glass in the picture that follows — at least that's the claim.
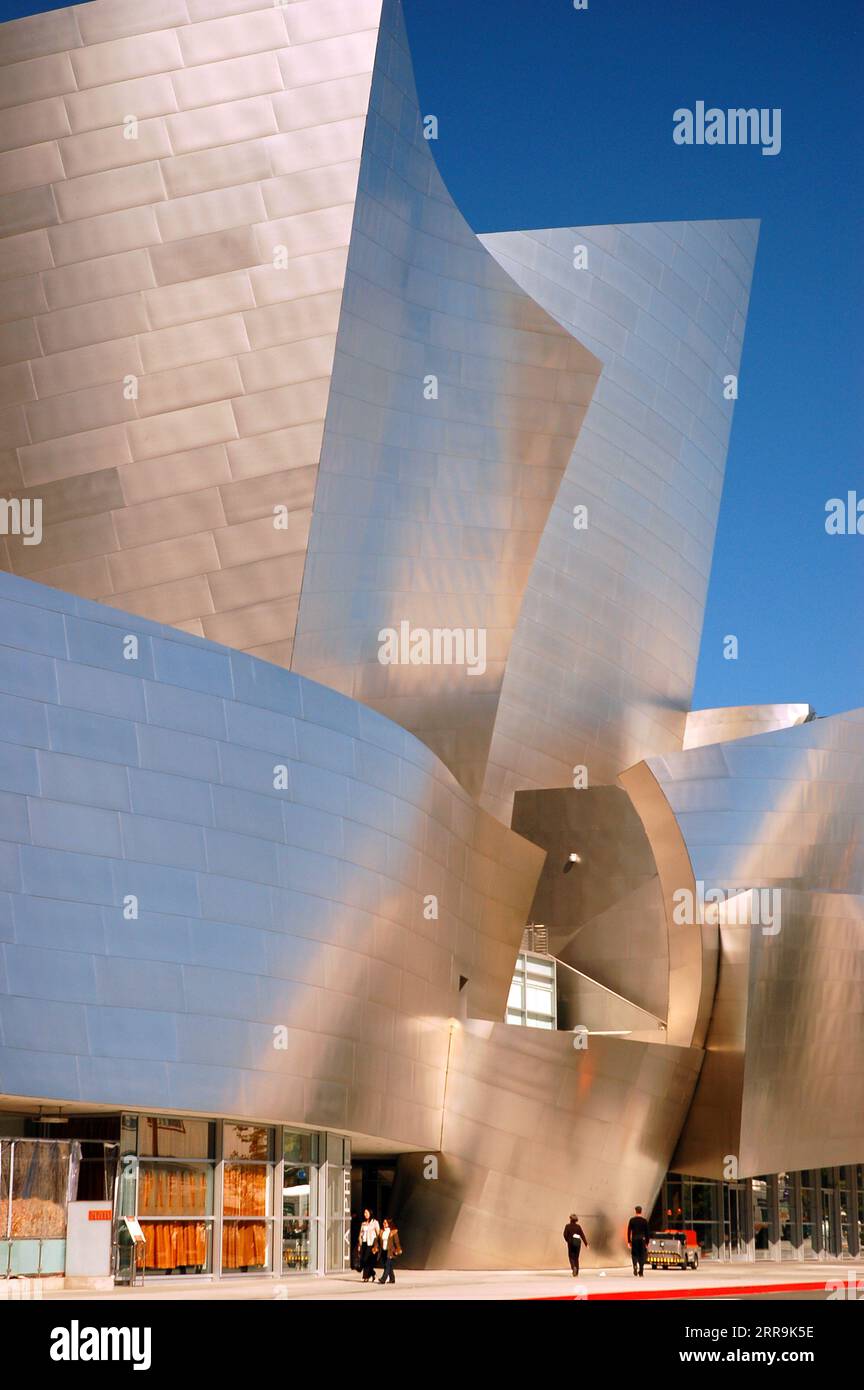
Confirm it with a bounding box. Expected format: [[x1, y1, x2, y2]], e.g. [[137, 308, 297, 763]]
[[222, 1164, 268, 1269], [221, 1221, 268, 1269], [139, 1163, 210, 1270], [141, 1221, 208, 1270]]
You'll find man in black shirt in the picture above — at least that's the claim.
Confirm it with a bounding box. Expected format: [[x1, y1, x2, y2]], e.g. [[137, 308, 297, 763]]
[[562, 1214, 589, 1276], [627, 1206, 650, 1276]]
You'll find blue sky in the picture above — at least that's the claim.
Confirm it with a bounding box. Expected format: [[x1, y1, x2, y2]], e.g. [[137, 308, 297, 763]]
[[403, 0, 862, 716], [2, 0, 860, 714]]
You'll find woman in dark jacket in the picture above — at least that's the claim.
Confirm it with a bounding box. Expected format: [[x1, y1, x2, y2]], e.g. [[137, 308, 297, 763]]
[[376, 1218, 402, 1284]]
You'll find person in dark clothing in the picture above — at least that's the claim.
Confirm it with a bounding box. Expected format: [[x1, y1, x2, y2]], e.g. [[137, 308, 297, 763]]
[[562, 1214, 589, 1276], [627, 1206, 650, 1276], [376, 1218, 402, 1284]]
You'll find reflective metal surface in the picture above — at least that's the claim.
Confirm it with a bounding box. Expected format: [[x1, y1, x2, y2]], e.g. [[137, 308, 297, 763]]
[[512, 786, 669, 1023], [395, 1019, 702, 1268], [0, 0, 758, 823], [0, 0, 855, 1275], [0, 570, 543, 1151], [0, 0, 601, 807], [0, 0, 385, 661], [683, 703, 813, 749], [291, 1, 601, 800], [478, 221, 759, 821], [637, 709, 864, 1177]]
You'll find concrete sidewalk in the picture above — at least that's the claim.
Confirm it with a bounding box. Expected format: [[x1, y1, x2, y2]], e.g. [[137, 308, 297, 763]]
[[29, 1261, 855, 1302]]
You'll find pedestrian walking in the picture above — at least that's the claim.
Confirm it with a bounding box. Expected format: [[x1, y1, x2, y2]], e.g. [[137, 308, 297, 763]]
[[357, 1208, 380, 1282], [562, 1213, 589, 1276], [376, 1217, 402, 1284], [627, 1205, 650, 1277]]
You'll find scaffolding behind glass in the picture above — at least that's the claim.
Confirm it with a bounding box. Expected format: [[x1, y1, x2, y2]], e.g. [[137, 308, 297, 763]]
[[0, 1138, 81, 1278]]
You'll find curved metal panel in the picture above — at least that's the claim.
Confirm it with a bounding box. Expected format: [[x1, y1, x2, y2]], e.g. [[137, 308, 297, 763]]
[[0, 0, 760, 825], [640, 710, 864, 1176], [394, 1019, 702, 1269], [618, 760, 717, 1049], [478, 221, 759, 821], [291, 0, 601, 798], [0, 0, 385, 656], [0, 571, 543, 1151], [683, 703, 813, 749], [3, 0, 853, 1272], [512, 786, 670, 1023]]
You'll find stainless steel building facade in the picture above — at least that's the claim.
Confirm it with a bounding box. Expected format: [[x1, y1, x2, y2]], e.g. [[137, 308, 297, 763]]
[[0, 0, 860, 1280]]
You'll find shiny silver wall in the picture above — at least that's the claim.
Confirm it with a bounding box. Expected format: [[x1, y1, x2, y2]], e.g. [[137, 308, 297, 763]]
[[0, 0, 602, 806], [0, 570, 708, 1269], [478, 222, 758, 821], [683, 703, 813, 750], [633, 709, 864, 1178], [291, 0, 601, 801], [0, 0, 384, 656], [395, 1019, 702, 1269], [512, 786, 669, 1027], [0, 0, 759, 825], [0, 570, 543, 1152], [1, 0, 853, 1275]]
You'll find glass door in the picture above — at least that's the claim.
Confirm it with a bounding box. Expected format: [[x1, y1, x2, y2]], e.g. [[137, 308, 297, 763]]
[[281, 1130, 320, 1274], [723, 1182, 747, 1260], [778, 1173, 796, 1260], [752, 1177, 773, 1259], [221, 1123, 275, 1274], [325, 1134, 351, 1272]]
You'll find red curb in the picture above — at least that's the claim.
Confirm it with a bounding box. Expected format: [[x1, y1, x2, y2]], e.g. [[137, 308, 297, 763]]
[[534, 1280, 830, 1301]]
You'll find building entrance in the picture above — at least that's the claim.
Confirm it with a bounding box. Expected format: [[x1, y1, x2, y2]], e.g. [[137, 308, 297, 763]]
[[350, 1158, 398, 1264]]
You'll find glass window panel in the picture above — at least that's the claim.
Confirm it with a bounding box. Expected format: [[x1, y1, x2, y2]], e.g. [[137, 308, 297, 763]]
[[283, 1164, 315, 1273], [326, 1132, 346, 1166], [141, 1221, 211, 1274], [839, 1181, 851, 1255], [223, 1163, 269, 1217], [283, 1130, 317, 1165], [221, 1221, 270, 1272], [139, 1117, 213, 1159], [9, 1141, 73, 1238], [138, 1161, 212, 1217], [689, 1182, 715, 1225], [120, 1114, 138, 1155], [325, 1161, 350, 1271], [777, 1173, 795, 1258], [525, 984, 553, 1014], [665, 1179, 684, 1226], [800, 1179, 815, 1257], [526, 959, 555, 980], [0, 1143, 9, 1239], [116, 1155, 137, 1220], [222, 1124, 273, 1161], [752, 1177, 772, 1256]]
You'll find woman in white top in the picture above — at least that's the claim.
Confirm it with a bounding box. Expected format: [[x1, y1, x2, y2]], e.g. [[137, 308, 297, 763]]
[[357, 1208, 380, 1283]]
